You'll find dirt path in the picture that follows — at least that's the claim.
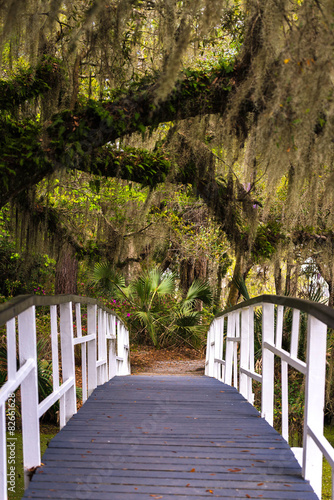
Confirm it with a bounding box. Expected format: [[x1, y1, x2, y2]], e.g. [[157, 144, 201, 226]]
[[130, 346, 205, 376]]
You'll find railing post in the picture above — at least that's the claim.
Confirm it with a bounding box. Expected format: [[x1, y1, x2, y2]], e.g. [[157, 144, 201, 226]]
[[240, 307, 250, 399], [18, 306, 41, 487], [108, 315, 117, 379], [303, 315, 327, 498], [87, 304, 97, 396], [59, 302, 76, 425], [213, 320, 220, 380], [97, 308, 107, 385], [261, 303, 275, 425], [205, 323, 215, 377]]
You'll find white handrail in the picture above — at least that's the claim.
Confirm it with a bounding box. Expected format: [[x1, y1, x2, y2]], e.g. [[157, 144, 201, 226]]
[[0, 294, 131, 499], [205, 295, 334, 500]]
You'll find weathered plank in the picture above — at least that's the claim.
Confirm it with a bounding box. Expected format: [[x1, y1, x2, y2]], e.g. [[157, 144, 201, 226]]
[[22, 376, 318, 499]]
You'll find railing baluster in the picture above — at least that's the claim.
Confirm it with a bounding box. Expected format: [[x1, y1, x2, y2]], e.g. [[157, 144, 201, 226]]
[[108, 315, 117, 379], [303, 315, 327, 498], [75, 303, 87, 403], [18, 306, 41, 487], [281, 359, 289, 442], [59, 302, 76, 425], [233, 312, 239, 389], [50, 305, 59, 391], [261, 303, 275, 426], [240, 308, 250, 399], [87, 304, 97, 397], [225, 313, 234, 385], [291, 309, 300, 359]]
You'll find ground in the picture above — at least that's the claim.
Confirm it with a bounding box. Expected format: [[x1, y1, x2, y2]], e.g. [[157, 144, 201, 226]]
[[130, 345, 206, 376]]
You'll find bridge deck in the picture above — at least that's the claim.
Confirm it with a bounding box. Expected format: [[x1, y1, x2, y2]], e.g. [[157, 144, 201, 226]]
[[22, 376, 317, 499]]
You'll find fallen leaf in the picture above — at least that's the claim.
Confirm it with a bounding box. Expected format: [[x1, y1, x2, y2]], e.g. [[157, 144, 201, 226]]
[[257, 483, 263, 486], [190, 468, 196, 472], [206, 490, 214, 494]]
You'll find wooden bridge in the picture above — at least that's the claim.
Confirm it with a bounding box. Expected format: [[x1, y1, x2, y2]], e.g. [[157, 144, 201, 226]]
[[1, 294, 334, 499]]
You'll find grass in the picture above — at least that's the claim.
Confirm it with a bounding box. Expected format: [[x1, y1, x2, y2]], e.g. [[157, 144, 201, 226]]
[[323, 425, 334, 500], [7, 424, 58, 500]]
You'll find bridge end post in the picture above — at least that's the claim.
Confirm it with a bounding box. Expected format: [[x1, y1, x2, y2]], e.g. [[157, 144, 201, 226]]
[[18, 306, 41, 488]]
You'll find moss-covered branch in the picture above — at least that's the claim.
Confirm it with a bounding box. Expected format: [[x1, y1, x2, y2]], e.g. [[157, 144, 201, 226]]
[[1, 62, 236, 207], [0, 57, 63, 111]]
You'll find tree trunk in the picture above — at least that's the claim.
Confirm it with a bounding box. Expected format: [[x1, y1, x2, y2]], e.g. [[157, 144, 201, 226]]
[[55, 243, 78, 294], [274, 258, 283, 295], [226, 251, 245, 307]]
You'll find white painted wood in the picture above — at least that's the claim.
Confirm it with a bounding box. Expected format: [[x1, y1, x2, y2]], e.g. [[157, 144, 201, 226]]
[[59, 302, 77, 424], [0, 360, 35, 406], [261, 303, 275, 426], [97, 308, 108, 384], [233, 312, 239, 388], [73, 333, 95, 344], [59, 396, 66, 429], [291, 309, 300, 359], [307, 426, 334, 468], [248, 307, 255, 403], [224, 313, 234, 385], [75, 303, 88, 403], [303, 315, 327, 498], [1, 296, 130, 497], [87, 304, 97, 397], [213, 320, 221, 380], [204, 323, 211, 376], [108, 338, 117, 379], [18, 306, 41, 483], [239, 366, 262, 383], [0, 404, 6, 500], [6, 318, 16, 381], [50, 305, 59, 391], [275, 305, 284, 348], [208, 323, 215, 377], [205, 297, 334, 499], [240, 308, 250, 399], [38, 377, 75, 418], [262, 342, 307, 374], [281, 359, 289, 442]]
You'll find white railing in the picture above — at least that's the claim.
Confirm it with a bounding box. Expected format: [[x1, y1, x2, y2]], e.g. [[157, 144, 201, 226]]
[[0, 294, 130, 499], [205, 295, 334, 500]]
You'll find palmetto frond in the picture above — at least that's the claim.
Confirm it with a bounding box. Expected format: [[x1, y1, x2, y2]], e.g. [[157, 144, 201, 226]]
[[89, 262, 126, 296], [182, 279, 212, 311]]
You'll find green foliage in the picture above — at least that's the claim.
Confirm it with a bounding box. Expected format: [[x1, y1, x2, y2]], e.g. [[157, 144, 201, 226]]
[[0, 56, 62, 112], [0, 231, 55, 297], [91, 264, 212, 348]]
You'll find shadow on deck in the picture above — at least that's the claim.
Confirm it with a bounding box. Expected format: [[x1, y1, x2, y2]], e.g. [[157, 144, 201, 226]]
[[22, 375, 317, 499]]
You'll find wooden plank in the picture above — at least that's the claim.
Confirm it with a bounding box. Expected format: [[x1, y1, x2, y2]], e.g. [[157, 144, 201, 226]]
[[22, 375, 318, 500]]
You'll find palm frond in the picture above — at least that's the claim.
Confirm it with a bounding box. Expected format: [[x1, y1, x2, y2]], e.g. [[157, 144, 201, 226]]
[[183, 279, 212, 310], [89, 262, 126, 295], [232, 274, 250, 301]]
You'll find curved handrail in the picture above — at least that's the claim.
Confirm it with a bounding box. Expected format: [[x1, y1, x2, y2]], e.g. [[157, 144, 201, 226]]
[[0, 294, 125, 327], [215, 294, 334, 328]]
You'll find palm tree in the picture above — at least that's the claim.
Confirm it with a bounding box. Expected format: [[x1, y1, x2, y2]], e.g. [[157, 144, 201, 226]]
[[90, 263, 212, 348]]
